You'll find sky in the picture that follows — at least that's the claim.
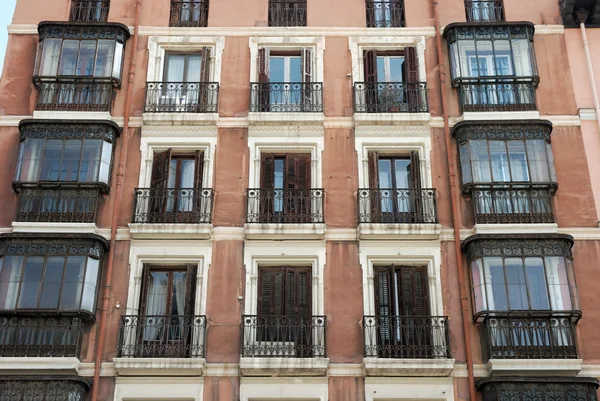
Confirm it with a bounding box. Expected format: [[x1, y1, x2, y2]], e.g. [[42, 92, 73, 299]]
[[0, 0, 17, 76]]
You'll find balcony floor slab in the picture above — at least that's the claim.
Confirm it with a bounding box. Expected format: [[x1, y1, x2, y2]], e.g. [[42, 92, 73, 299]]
[[244, 223, 326, 240], [354, 112, 431, 125], [0, 356, 82, 375], [363, 357, 455, 377], [128, 223, 213, 239], [142, 112, 219, 126], [239, 357, 329, 376], [113, 357, 206, 376], [358, 223, 441, 240], [486, 358, 583, 376]]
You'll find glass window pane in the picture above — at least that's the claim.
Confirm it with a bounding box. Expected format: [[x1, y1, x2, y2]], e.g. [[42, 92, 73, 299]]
[[79, 139, 101, 182], [389, 57, 404, 82], [95, 40, 114, 77], [274, 159, 285, 189], [505, 258, 527, 310], [171, 271, 187, 316], [511, 39, 533, 76], [39, 256, 65, 309], [58, 40, 79, 76], [376, 57, 386, 82], [41, 140, 63, 181], [394, 159, 410, 188], [526, 140, 550, 182], [270, 57, 285, 82], [492, 40, 513, 75], [180, 160, 195, 188], [484, 257, 507, 310], [457, 40, 475, 79], [378, 159, 393, 188], [81, 258, 98, 313], [167, 159, 177, 189], [0, 256, 24, 310], [525, 257, 550, 309], [471, 259, 487, 313], [60, 256, 86, 310], [18, 256, 44, 309], [38, 38, 61, 76], [165, 54, 186, 82], [475, 41, 493, 77], [289, 57, 301, 82], [460, 142, 472, 184], [508, 141, 529, 181], [470, 140, 491, 183], [546, 143, 557, 183], [186, 55, 202, 82], [98, 140, 112, 185], [112, 42, 123, 80], [489, 141, 510, 182], [76, 40, 96, 76], [545, 256, 572, 310], [565, 259, 579, 311], [60, 140, 82, 181], [145, 271, 168, 315], [18, 138, 45, 182]]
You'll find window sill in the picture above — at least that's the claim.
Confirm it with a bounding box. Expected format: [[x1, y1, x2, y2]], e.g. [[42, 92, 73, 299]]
[[248, 112, 325, 125], [113, 357, 206, 376], [363, 357, 455, 377], [142, 112, 219, 126], [358, 223, 441, 240], [33, 110, 113, 120], [459, 110, 540, 121], [128, 223, 213, 240], [486, 358, 583, 376], [239, 357, 329, 377], [0, 357, 82, 375], [244, 223, 326, 240], [354, 112, 430, 125], [12, 222, 101, 235], [473, 223, 558, 235]]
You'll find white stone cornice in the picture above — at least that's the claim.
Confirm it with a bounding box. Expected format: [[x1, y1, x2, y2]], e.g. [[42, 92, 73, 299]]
[[7, 24, 38, 34], [579, 108, 597, 121], [203, 363, 240, 377], [328, 363, 364, 376], [534, 24, 565, 35], [0, 115, 31, 126], [212, 226, 245, 241], [323, 117, 354, 128], [324, 228, 358, 241], [543, 115, 581, 126], [217, 117, 250, 128]]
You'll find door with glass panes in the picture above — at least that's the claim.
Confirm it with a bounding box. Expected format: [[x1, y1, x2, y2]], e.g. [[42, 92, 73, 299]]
[[374, 265, 432, 358], [161, 50, 211, 111]]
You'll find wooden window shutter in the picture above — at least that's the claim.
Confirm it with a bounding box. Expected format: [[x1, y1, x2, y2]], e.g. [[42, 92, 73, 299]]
[[138, 264, 152, 315], [151, 148, 172, 190], [199, 47, 211, 83], [404, 47, 419, 82], [288, 267, 311, 317], [368, 152, 379, 189], [301, 48, 312, 84], [260, 153, 275, 189], [286, 154, 311, 189], [398, 266, 429, 316], [184, 264, 198, 316], [374, 267, 392, 317], [363, 50, 378, 83], [258, 47, 270, 83], [410, 152, 421, 190], [410, 151, 422, 221], [258, 267, 285, 316], [194, 150, 204, 189]]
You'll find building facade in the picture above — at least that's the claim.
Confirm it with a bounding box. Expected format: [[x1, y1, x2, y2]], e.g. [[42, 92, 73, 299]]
[[0, 0, 599, 400]]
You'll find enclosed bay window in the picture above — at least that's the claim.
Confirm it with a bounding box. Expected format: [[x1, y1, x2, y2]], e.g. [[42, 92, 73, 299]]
[[443, 23, 538, 111]]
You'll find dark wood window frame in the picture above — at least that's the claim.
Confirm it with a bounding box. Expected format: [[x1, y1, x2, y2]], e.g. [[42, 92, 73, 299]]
[[258, 266, 312, 317]]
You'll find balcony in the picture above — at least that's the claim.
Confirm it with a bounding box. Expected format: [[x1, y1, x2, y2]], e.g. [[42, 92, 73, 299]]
[[241, 315, 326, 358], [117, 315, 207, 358], [457, 79, 537, 112], [249, 82, 323, 113], [365, 0, 405, 27], [132, 188, 213, 224], [353, 82, 428, 113], [246, 188, 324, 224], [15, 188, 100, 224], [170, 1, 209, 27], [471, 185, 554, 224], [465, 0, 504, 22], [70, 0, 110, 22], [268, 0, 307, 26], [484, 316, 577, 360], [35, 79, 114, 112], [358, 188, 437, 224], [0, 316, 84, 358], [144, 82, 219, 114]]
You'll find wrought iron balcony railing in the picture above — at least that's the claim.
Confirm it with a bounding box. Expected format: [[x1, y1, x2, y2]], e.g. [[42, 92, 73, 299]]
[[484, 316, 578, 359], [358, 188, 437, 224], [465, 0, 504, 22], [364, 315, 451, 358], [242, 315, 326, 357], [144, 82, 219, 113], [246, 188, 324, 224], [458, 79, 537, 112], [132, 188, 213, 224], [268, 0, 307, 26], [35, 79, 114, 112], [250, 82, 323, 112], [118, 315, 206, 358], [0, 316, 84, 357], [170, 1, 209, 27], [471, 185, 554, 224], [354, 82, 428, 113], [70, 0, 110, 22], [365, 0, 405, 27], [16, 188, 100, 224]]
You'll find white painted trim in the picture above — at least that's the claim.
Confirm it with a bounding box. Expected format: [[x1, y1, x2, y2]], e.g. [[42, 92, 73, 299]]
[[363, 358, 455, 377], [461, 111, 540, 121], [115, 377, 204, 401], [328, 363, 364, 376], [487, 359, 583, 376], [7, 24, 38, 34], [358, 223, 442, 240], [473, 223, 558, 235], [364, 377, 454, 401], [33, 111, 113, 121], [242, 241, 326, 317], [239, 357, 329, 376], [534, 25, 565, 35], [113, 357, 206, 376], [0, 115, 33, 126], [142, 113, 219, 126], [112, 117, 144, 128], [247, 112, 325, 125], [128, 223, 213, 240], [217, 117, 250, 128], [78, 362, 117, 377], [244, 223, 326, 240], [203, 363, 240, 376], [579, 108, 597, 121], [354, 113, 431, 125], [359, 241, 444, 317], [324, 117, 354, 128], [325, 228, 358, 241], [0, 357, 81, 375], [545, 115, 581, 126], [212, 226, 245, 241], [240, 377, 328, 401]]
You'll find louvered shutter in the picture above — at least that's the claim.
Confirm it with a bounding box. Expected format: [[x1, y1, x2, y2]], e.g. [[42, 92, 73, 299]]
[[194, 151, 204, 189], [199, 47, 212, 112], [289, 154, 311, 189], [261, 154, 275, 189], [258, 47, 270, 111], [285, 154, 311, 222], [363, 50, 378, 111], [292, 267, 311, 317], [258, 267, 285, 316], [301, 48, 313, 110], [375, 267, 393, 346], [139, 264, 151, 315], [199, 47, 211, 83], [184, 264, 198, 316], [410, 152, 422, 221], [410, 267, 429, 316], [404, 47, 421, 112], [151, 149, 172, 190], [368, 152, 380, 220]]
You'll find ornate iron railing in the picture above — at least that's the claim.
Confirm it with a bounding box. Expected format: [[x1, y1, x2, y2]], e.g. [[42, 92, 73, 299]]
[[0, 316, 84, 357], [471, 186, 554, 224], [484, 316, 578, 359], [354, 82, 428, 113], [242, 315, 326, 357], [458, 79, 537, 112], [70, 0, 110, 22], [132, 188, 213, 224], [465, 1, 504, 22], [358, 188, 437, 224], [363, 315, 451, 358], [16, 188, 100, 223], [118, 315, 207, 358], [249, 82, 323, 112], [268, 0, 307, 26], [246, 188, 324, 223], [365, 0, 405, 27], [144, 82, 219, 113], [170, 1, 209, 27], [0, 378, 90, 400], [35, 80, 114, 112]]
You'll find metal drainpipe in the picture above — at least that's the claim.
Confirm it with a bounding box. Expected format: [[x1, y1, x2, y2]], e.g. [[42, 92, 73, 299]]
[[90, 1, 142, 400], [432, 2, 478, 401], [577, 11, 600, 135]]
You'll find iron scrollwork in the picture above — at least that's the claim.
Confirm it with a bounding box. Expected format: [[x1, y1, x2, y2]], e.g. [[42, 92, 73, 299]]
[[477, 377, 599, 401], [38, 22, 129, 44], [0, 234, 108, 260], [462, 234, 574, 262], [0, 377, 90, 401], [18, 119, 119, 143], [452, 120, 552, 144]]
